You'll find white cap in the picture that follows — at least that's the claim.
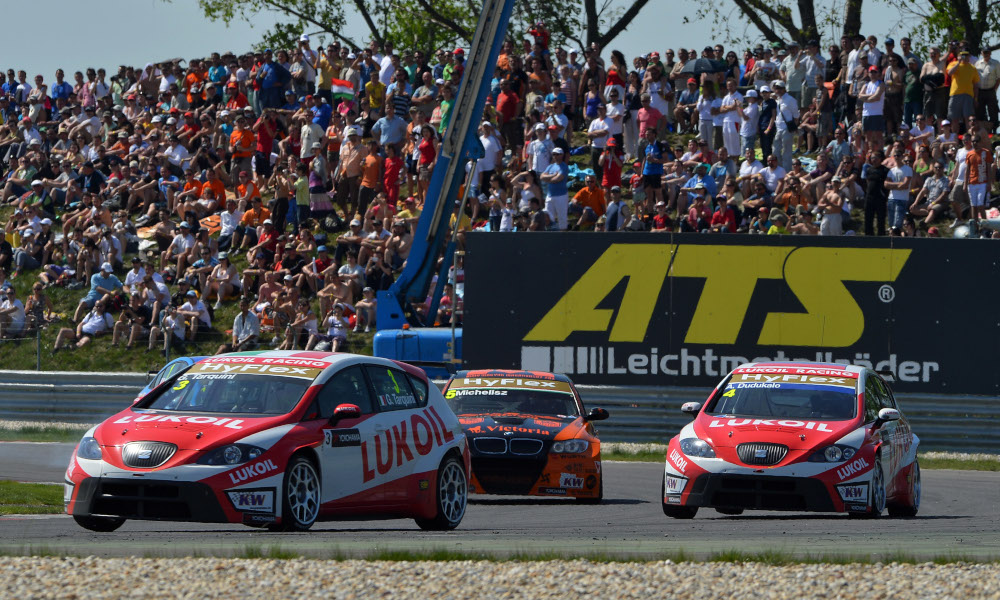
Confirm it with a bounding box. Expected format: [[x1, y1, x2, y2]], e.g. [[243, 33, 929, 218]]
[[100, 262, 113, 273], [760, 85, 772, 93], [771, 80, 786, 89], [941, 119, 951, 125], [481, 120, 493, 128], [350, 218, 362, 227], [534, 123, 545, 131], [166, 117, 177, 124], [347, 53, 356, 59], [30, 180, 42, 186], [152, 115, 162, 122], [745, 89, 759, 98], [220, 110, 230, 117], [435, 78, 445, 85], [263, 218, 273, 225], [552, 147, 564, 155], [311, 141, 322, 149], [299, 33, 310, 42], [40, 218, 52, 225]]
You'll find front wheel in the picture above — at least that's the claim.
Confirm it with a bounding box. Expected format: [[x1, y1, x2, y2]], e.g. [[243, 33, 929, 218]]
[[415, 455, 467, 530], [274, 455, 321, 531], [661, 479, 697, 518], [888, 460, 920, 518], [576, 477, 603, 504], [73, 515, 125, 532], [866, 459, 886, 519]]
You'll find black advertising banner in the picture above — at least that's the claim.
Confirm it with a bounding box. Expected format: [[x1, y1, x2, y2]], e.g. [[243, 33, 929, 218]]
[[463, 233, 1000, 394]]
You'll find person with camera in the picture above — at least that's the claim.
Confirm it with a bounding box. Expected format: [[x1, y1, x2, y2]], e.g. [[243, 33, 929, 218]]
[[111, 291, 151, 349]]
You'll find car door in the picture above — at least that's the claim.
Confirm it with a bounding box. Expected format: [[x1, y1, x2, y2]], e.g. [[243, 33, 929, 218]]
[[364, 364, 421, 506], [874, 375, 907, 486], [314, 365, 382, 509]]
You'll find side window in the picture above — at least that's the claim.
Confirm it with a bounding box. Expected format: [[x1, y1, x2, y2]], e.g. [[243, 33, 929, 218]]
[[366, 366, 418, 411], [316, 366, 374, 418], [151, 360, 185, 389], [407, 375, 429, 407], [875, 377, 897, 409], [863, 376, 882, 422]]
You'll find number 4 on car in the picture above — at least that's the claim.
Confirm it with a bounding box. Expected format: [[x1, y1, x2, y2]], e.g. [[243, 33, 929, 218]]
[[65, 351, 470, 532]]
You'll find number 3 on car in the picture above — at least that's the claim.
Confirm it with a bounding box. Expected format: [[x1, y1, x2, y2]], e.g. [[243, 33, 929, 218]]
[[65, 351, 470, 532]]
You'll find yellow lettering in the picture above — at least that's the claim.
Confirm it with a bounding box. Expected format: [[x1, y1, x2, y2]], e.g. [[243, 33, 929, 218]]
[[523, 244, 675, 342], [671, 245, 790, 344], [758, 247, 910, 346]]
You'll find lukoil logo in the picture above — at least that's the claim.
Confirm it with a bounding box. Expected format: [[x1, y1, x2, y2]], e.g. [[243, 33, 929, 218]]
[[523, 245, 910, 347], [836, 457, 871, 481], [228, 459, 278, 485]]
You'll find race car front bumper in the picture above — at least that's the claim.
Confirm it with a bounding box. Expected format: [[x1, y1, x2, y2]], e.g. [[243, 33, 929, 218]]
[[69, 477, 232, 522], [681, 473, 837, 512]]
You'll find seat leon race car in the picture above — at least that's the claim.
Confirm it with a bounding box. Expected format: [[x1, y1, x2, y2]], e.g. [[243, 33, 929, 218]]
[[442, 370, 609, 502], [65, 351, 469, 532], [662, 362, 920, 519]]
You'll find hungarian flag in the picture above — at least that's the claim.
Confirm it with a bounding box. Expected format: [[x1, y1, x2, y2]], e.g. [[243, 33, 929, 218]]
[[330, 79, 354, 101]]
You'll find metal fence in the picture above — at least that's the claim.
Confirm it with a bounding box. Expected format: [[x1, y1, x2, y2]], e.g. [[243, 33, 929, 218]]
[[0, 372, 996, 453]]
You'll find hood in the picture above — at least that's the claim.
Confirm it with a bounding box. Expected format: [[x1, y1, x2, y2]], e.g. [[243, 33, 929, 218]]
[[95, 409, 294, 451], [693, 415, 860, 451], [457, 412, 577, 439]]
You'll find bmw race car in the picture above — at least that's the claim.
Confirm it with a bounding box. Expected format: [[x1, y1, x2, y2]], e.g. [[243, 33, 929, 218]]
[[662, 362, 920, 518], [443, 370, 608, 502], [66, 351, 470, 532]]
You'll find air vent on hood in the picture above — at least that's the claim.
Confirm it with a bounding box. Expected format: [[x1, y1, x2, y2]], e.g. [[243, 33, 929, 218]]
[[122, 441, 177, 468], [736, 442, 788, 466]]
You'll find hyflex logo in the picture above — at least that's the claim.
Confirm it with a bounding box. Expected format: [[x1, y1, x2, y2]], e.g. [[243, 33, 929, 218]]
[[524, 244, 910, 347]]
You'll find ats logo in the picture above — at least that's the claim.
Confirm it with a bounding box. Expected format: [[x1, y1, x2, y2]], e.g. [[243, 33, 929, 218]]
[[521, 244, 909, 348]]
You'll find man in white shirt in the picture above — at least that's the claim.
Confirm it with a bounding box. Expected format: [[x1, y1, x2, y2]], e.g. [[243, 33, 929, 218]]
[[216, 296, 260, 354], [719, 78, 744, 156], [160, 221, 196, 274], [526, 123, 554, 177], [737, 146, 764, 197], [909, 114, 935, 147], [772, 80, 799, 172], [0, 288, 25, 339], [606, 89, 625, 146], [739, 89, 761, 154], [975, 48, 1000, 131], [218, 198, 245, 251], [799, 40, 827, 109], [477, 121, 503, 193], [122, 256, 146, 294], [886, 148, 913, 230], [858, 65, 886, 151], [586, 104, 612, 181], [54, 300, 113, 351], [298, 34, 318, 94], [160, 134, 190, 174], [780, 41, 807, 103], [757, 154, 787, 193], [179, 290, 212, 340]]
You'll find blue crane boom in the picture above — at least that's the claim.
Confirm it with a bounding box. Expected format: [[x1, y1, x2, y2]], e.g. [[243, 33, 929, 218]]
[[373, 0, 515, 375]]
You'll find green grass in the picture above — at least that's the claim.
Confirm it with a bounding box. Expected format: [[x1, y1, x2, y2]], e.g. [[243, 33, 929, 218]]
[[239, 545, 301, 560], [0, 481, 63, 515]]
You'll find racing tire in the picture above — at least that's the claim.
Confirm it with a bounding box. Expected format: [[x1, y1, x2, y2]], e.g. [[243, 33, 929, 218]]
[[72, 515, 126, 532], [866, 459, 887, 519], [273, 455, 321, 532], [576, 477, 604, 504], [715, 508, 744, 516], [415, 455, 467, 531], [661, 479, 698, 518], [888, 460, 920, 518]]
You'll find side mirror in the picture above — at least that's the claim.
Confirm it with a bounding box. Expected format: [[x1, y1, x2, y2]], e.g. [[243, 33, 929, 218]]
[[681, 402, 701, 419], [583, 407, 609, 421], [329, 403, 361, 425], [872, 407, 900, 430]]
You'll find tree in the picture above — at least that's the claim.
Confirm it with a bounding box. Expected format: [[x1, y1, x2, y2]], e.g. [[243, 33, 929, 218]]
[[884, 0, 1000, 53], [685, 0, 865, 49], [192, 0, 652, 55]]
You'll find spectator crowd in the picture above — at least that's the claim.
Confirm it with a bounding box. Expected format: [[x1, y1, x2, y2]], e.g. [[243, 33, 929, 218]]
[[1, 25, 1000, 349]]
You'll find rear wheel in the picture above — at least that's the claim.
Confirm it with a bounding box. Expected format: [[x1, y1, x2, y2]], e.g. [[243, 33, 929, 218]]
[[415, 455, 467, 530], [73, 515, 125, 532], [866, 459, 886, 518], [273, 455, 320, 531], [888, 460, 920, 518]]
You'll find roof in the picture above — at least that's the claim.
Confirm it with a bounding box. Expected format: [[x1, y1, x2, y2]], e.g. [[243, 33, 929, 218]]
[[733, 362, 866, 375], [454, 369, 575, 384]]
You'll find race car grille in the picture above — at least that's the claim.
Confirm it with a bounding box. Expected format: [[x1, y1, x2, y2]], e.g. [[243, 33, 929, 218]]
[[736, 443, 788, 466], [122, 441, 177, 468], [472, 437, 507, 454], [692, 474, 836, 512], [472, 457, 547, 494], [92, 481, 191, 519], [509, 438, 544, 455]]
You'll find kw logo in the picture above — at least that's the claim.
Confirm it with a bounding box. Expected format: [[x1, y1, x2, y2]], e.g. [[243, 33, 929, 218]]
[[524, 245, 910, 347]]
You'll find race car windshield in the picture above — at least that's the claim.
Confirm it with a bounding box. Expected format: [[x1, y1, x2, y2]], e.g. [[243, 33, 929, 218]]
[[141, 374, 310, 415], [707, 378, 858, 421], [446, 389, 580, 418]]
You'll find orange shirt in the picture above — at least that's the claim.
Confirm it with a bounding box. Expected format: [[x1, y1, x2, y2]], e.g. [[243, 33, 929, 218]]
[[185, 72, 206, 105], [230, 128, 255, 158], [775, 191, 810, 212], [360, 154, 382, 189], [572, 186, 606, 216], [182, 180, 204, 197], [966, 148, 993, 184], [240, 206, 270, 227], [238, 181, 261, 200], [202, 178, 227, 201]]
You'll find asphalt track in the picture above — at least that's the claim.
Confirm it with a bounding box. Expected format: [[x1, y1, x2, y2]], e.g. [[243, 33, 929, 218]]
[[1, 442, 998, 559]]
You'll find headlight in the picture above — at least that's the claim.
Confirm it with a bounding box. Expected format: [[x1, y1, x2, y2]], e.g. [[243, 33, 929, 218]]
[[679, 438, 716, 458], [550, 440, 590, 454], [809, 445, 857, 463], [78, 437, 102, 460], [198, 444, 265, 465]]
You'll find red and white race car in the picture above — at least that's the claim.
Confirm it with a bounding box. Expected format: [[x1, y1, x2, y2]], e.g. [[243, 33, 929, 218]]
[[65, 351, 469, 532], [662, 362, 920, 518]]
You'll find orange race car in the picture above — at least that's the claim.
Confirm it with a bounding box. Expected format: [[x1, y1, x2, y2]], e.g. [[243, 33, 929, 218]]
[[442, 370, 609, 502]]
